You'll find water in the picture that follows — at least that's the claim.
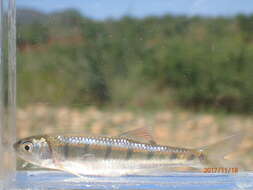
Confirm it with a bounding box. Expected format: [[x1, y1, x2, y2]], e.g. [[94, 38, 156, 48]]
[[13, 171, 253, 190]]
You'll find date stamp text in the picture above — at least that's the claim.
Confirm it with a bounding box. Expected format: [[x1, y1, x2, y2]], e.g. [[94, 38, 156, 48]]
[[203, 167, 238, 173]]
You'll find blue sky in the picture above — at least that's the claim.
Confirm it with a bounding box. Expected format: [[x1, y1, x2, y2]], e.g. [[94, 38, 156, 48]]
[[17, 0, 253, 20]]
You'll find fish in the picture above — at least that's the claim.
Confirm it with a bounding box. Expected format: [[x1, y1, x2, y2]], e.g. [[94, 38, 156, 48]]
[[13, 127, 243, 177]]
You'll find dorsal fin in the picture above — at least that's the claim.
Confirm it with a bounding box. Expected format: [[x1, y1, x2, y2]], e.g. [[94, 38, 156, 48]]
[[118, 127, 156, 144]]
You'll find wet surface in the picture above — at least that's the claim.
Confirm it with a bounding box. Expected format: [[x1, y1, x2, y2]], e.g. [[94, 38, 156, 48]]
[[11, 171, 253, 190]]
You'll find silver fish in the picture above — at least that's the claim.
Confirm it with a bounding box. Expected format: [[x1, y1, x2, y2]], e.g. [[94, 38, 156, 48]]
[[13, 128, 242, 176]]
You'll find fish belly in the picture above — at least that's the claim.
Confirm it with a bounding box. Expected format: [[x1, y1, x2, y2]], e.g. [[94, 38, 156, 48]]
[[57, 159, 201, 176]]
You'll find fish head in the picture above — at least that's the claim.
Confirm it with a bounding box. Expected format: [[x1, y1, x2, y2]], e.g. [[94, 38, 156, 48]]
[[13, 136, 52, 166]]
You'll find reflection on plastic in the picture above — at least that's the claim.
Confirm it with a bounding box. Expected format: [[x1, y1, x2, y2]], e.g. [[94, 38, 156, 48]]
[[14, 171, 253, 190]]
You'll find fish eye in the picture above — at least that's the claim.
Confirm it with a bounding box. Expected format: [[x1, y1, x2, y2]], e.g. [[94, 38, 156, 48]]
[[22, 141, 33, 152], [24, 145, 30, 151]]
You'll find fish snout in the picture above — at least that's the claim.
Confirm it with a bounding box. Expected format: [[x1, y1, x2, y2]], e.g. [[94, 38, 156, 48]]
[[13, 140, 21, 151]]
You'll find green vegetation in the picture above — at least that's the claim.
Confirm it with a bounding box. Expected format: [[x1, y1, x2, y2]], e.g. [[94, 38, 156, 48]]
[[17, 9, 253, 112]]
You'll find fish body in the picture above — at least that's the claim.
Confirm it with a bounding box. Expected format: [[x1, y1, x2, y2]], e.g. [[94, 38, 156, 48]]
[[13, 129, 242, 176]]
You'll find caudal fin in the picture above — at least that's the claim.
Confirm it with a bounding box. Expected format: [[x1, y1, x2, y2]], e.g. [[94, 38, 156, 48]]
[[197, 132, 244, 167]]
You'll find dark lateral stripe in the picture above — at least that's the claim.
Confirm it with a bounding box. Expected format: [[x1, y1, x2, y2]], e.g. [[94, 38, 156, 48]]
[[199, 153, 205, 161], [160, 154, 166, 159], [126, 148, 133, 160], [105, 146, 112, 159], [63, 143, 69, 158], [147, 151, 154, 159], [187, 154, 196, 160], [170, 153, 177, 159], [84, 144, 90, 154]]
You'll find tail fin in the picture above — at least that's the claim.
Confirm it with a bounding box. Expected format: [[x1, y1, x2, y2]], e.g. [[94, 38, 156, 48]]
[[197, 132, 244, 167]]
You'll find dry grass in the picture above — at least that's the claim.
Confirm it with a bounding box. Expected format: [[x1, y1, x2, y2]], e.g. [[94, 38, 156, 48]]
[[17, 104, 253, 170]]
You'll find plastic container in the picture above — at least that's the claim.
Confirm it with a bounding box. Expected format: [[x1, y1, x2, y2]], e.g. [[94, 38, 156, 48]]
[[0, 0, 16, 189], [2, 0, 253, 189]]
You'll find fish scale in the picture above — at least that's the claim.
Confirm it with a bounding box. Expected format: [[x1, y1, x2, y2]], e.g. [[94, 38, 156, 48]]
[[13, 129, 242, 176], [54, 135, 188, 152], [49, 135, 194, 161]]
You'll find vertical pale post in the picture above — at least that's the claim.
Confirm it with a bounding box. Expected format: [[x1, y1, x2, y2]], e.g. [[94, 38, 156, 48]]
[[7, 0, 16, 181], [0, 0, 16, 189], [0, 0, 3, 187]]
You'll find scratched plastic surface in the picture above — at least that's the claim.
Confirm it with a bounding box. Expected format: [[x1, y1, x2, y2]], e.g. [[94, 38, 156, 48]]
[[12, 171, 253, 190]]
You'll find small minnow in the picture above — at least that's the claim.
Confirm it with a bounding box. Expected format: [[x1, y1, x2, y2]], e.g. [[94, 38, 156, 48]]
[[13, 128, 242, 176]]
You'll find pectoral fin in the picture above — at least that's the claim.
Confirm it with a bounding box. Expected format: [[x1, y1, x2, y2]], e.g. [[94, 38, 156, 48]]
[[22, 161, 29, 168]]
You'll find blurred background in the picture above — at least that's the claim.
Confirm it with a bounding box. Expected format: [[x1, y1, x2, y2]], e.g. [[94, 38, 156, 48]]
[[16, 0, 253, 170]]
